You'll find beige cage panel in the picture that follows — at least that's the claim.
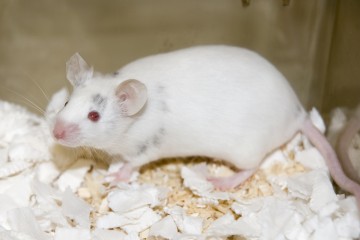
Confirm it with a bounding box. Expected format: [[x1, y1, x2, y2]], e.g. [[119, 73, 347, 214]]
[[0, 0, 359, 115]]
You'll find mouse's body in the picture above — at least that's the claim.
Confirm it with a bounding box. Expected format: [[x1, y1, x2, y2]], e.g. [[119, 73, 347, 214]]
[[53, 45, 360, 204], [55, 46, 305, 168]]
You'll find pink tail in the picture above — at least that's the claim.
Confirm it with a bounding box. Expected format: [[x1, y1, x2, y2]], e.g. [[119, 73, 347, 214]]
[[337, 116, 360, 183], [301, 118, 360, 208]]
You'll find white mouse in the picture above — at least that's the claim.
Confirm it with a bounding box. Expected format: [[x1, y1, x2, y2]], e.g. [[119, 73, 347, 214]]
[[337, 104, 360, 183], [52, 45, 360, 206]]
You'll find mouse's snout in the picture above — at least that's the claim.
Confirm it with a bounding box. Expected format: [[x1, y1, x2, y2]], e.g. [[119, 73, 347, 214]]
[[53, 119, 79, 142]]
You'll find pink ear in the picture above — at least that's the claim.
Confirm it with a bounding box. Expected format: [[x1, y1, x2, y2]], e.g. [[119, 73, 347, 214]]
[[116, 79, 147, 116], [66, 53, 93, 87]]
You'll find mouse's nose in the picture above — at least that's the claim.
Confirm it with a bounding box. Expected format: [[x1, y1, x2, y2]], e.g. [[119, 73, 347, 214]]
[[53, 129, 65, 140], [53, 120, 67, 140], [53, 119, 79, 141]]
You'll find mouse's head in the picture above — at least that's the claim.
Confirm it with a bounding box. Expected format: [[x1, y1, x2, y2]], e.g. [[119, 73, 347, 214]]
[[52, 53, 147, 150]]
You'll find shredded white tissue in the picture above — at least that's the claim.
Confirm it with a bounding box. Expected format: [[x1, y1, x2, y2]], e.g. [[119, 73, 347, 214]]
[[309, 108, 326, 133], [56, 158, 93, 192], [62, 188, 91, 229], [0, 230, 38, 240], [97, 207, 161, 234], [0, 173, 33, 207], [96, 183, 165, 233], [54, 227, 90, 240], [205, 213, 259, 238], [295, 147, 328, 170], [149, 215, 179, 239], [165, 206, 203, 235], [308, 171, 338, 214], [0, 194, 18, 228], [0, 101, 51, 178], [181, 165, 230, 202], [34, 161, 61, 184], [7, 207, 50, 240], [30, 179, 69, 231], [92, 229, 128, 240], [107, 184, 167, 214], [0, 95, 359, 239]]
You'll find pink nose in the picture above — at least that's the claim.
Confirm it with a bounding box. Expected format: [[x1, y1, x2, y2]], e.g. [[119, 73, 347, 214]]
[[53, 120, 67, 140], [53, 129, 65, 140], [53, 120, 79, 141]]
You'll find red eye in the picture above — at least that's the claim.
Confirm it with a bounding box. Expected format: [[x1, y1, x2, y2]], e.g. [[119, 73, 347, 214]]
[[88, 111, 100, 122]]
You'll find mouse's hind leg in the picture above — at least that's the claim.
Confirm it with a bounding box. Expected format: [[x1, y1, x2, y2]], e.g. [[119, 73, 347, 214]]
[[207, 168, 257, 191]]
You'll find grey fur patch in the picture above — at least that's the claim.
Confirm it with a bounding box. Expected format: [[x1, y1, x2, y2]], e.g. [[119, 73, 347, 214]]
[[152, 127, 166, 147], [136, 127, 166, 155], [113, 71, 119, 76], [158, 127, 166, 135], [152, 135, 161, 146], [160, 101, 170, 113], [157, 85, 165, 93], [92, 94, 107, 110], [156, 85, 170, 112], [137, 143, 149, 155]]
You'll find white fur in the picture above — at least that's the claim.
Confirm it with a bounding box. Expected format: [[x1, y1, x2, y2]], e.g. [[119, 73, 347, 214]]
[[55, 45, 306, 169]]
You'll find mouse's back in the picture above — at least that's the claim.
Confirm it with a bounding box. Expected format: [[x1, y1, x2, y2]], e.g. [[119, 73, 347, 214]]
[[112, 45, 307, 168]]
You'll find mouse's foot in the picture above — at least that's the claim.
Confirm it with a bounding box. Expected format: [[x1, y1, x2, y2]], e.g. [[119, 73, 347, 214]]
[[207, 168, 257, 191], [107, 162, 133, 184]]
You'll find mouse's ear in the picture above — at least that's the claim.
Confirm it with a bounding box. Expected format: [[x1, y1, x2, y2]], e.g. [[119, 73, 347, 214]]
[[66, 53, 93, 87], [116, 79, 147, 116]]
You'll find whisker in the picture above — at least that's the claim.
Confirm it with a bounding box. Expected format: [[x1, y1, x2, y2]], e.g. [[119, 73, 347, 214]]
[[77, 146, 84, 156], [14, 70, 51, 103], [93, 147, 107, 160], [74, 147, 82, 159], [5, 87, 45, 114], [91, 148, 100, 161], [79, 145, 92, 159], [26, 74, 50, 102]]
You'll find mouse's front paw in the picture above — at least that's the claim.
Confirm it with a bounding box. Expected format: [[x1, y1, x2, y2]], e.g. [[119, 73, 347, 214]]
[[105, 162, 134, 185]]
